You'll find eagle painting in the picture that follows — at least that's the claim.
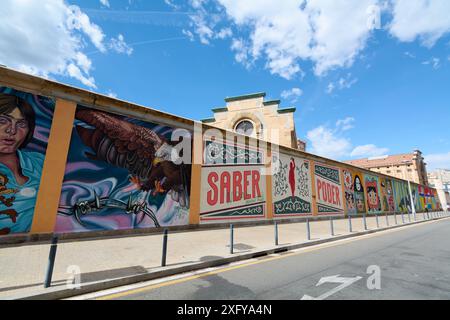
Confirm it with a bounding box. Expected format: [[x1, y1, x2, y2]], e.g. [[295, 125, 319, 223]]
[[74, 109, 192, 210]]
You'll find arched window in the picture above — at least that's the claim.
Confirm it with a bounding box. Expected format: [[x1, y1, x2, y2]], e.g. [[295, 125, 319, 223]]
[[234, 119, 255, 136]]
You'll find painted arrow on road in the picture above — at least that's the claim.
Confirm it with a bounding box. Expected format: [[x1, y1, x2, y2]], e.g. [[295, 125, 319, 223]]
[[301, 275, 362, 300]]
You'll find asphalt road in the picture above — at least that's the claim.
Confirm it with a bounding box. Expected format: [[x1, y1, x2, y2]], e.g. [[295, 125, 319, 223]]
[[86, 218, 450, 300]]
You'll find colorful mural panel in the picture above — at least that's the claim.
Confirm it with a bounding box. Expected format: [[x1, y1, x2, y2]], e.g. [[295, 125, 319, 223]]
[[314, 163, 344, 215], [55, 106, 192, 232], [393, 180, 410, 213], [365, 174, 382, 214], [272, 153, 312, 217], [343, 169, 357, 215], [380, 178, 395, 213], [200, 139, 266, 222], [353, 172, 367, 214], [0, 88, 54, 235]]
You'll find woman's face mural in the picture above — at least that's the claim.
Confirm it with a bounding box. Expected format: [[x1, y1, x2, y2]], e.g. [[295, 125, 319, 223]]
[[0, 108, 30, 154], [0, 89, 54, 235]]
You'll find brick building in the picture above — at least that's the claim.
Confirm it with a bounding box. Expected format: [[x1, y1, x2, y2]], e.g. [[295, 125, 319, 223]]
[[344, 150, 428, 185]]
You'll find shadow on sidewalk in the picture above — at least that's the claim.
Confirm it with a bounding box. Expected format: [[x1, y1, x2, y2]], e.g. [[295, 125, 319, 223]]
[[0, 280, 67, 293]]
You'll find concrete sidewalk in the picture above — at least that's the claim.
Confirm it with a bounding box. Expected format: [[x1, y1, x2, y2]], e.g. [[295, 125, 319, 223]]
[[0, 211, 446, 300]]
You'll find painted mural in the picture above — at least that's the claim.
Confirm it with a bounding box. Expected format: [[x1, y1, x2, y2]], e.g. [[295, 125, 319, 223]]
[[365, 174, 382, 214], [0, 88, 54, 235], [353, 173, 367, 214], [343, 169, 357, 215], [380, 178, 395, 213], [272, 153, 312, 217], [419, 185, 440, 211], [314, 163, 344, 215], [393, 180, 410, 213], [56, 106, 192, 232], [200, 139, 266, 222]]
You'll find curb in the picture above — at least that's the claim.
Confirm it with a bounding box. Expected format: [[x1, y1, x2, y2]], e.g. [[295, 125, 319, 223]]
[[13, 215, 450, 300]]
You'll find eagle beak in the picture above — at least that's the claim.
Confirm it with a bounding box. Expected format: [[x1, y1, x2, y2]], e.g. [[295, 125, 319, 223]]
[[153, 157, 164, 166]]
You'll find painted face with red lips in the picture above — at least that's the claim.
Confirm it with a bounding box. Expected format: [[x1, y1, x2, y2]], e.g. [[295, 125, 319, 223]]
[[0, 107, 29, 154]]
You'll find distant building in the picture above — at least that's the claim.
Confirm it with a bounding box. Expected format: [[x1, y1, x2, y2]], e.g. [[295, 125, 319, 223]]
[[344, 150, 428, 185], [428, 169, 450, 210], [201, 92, 305, 151]]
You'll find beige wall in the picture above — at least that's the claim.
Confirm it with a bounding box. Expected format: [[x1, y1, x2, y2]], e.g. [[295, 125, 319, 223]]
[[205, 94, 298, 149]]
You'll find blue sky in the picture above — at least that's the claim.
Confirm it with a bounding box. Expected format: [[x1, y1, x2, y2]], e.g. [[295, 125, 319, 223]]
[[0, 0, 449, 170]]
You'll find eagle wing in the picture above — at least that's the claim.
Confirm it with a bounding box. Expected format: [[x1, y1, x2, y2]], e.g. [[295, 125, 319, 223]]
[[75, 109, 165, 181]]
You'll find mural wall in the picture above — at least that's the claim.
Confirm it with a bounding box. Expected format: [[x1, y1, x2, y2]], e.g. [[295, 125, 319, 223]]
[[365, 174, 382, 214], [314, 163, 344, 215], [393, 180, 410, 213], [199, 139, 266, 222], [0, 78, 444, 239], [343, 169, 357, 215], [0, 87, 54, 235], [380, 177, 395, 213], [55, 106, 192, 233], [272, 153, 313, 217]]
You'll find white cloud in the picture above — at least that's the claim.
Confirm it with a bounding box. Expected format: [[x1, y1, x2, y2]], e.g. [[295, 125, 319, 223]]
[[327, 74, 358, 94], [0, 0, 132, 89], [186, 0, 379, 79], [109, 34, 134, 56], [422, 57, 441, 69], [425, 152, 450, 171], [336, 117, 355, 131], [404, 51, 416, 59], [388, 0, 450, 48], [164, 0, 179, 10], [350, 144, 389, 158], [184, 0, 450, 80], [281, 87, 303, 103], [307, 117, 388, 160], [307, 125, 352, 159], [100, 0, 110, 8], [107, 91, 118, 98]]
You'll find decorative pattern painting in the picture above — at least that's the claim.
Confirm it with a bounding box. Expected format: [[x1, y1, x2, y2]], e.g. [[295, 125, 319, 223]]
[[314, 163, 344, 215], [272, 153, 312, 217]]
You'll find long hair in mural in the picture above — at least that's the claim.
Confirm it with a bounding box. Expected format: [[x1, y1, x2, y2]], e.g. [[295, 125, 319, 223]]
[[354, 173, 367, 214], [56, 106, 192, 232], [0, 88, 54, 235]]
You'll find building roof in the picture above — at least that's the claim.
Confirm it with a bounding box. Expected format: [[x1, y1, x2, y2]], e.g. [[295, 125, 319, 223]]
[[224, 92, 266, 103], [344, 153, 416, 168]]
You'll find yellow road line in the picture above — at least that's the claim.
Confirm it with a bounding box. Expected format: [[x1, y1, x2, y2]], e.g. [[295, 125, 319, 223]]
[[96, 217, 448, 300]]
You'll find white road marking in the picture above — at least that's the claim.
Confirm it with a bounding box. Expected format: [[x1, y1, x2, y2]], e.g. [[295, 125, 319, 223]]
[[301, 275, 362, 300]]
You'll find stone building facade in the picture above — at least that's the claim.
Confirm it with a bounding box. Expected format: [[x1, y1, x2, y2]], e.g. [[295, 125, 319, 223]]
[[201, 92, 305, 151], [428, 169, 450, 210], [344, 150, 429, 185]]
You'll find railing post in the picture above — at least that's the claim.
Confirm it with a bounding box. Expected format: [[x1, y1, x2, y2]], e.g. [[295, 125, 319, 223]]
[[394, 212, 398, 225], [363, 214, 368, 230], [44, 236, 59, 288], [275, 221, 279, 246], [161, 229, 168, 267], [348, 215, 353, 233], [330, 216, 334, 236], [306, 218, 311, 241], [385, 212, 389, 227], [376, 213, 379, 228], [401, 211, 405, 224], [230, 224, 234, 254]]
